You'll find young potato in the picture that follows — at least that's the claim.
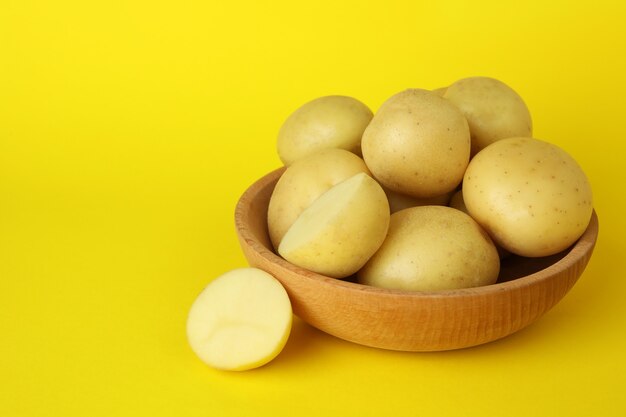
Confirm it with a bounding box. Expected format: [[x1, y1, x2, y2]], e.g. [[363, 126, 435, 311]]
[[358, 206, 500, 291], [362, 88, 470, 198], [463, 137, 593, 257], [277, 95, 373, 165], [267, 148, 371, 249], [443, 76, 532, 155], [186, 268, 292, 371], [278, 173, 390, 279]]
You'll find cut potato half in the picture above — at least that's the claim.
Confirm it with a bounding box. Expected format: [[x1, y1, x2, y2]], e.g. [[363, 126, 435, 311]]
[[186, 268, 292, 371], [278, 172, 390, 278], [268, 148, 370, 249]]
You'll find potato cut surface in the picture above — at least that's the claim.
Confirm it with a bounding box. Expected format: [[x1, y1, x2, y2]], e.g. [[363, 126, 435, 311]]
[[186, 268, 292, 371], [278, 172, 390, 278]]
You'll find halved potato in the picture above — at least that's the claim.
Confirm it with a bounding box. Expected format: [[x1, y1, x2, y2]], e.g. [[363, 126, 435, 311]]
[[186, 268, 292, 371], [278, 173, 390, 278], [267, 148, 370, 249]]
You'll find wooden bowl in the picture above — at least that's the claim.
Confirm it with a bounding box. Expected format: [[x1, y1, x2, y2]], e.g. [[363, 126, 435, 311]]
[[234, 168, 599, 351]]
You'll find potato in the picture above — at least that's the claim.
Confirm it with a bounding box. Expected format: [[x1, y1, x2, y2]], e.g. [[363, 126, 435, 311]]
[[362, 88, 470, 198], [463, 137, 593, 257], [267, 148, 371, 249], [278, 173, 390, 279], [443, 76, 532, 155], [186, 268, 292, 371], [277, 95, 373, 165], [358, 206, 499, 291]]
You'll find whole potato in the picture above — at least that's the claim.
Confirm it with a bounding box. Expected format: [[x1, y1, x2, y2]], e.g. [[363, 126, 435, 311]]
[[358, 205, 500, 291], [362, 89, 470, 198], [463, 137, 593, 257], [277, 95, 373, 165], [279, 173, 390, 279], [267, 148, 371, 249], [443, 76, 532, 155]]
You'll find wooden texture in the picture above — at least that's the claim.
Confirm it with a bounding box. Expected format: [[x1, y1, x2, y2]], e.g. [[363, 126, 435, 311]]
[[234, 168, 599, 352]]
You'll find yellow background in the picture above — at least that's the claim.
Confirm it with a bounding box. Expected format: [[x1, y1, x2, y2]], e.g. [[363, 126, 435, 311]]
[[1, 0, 625, 416]]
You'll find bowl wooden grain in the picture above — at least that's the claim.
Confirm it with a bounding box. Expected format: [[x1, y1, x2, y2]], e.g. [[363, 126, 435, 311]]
[[234, 168, 599, 351]]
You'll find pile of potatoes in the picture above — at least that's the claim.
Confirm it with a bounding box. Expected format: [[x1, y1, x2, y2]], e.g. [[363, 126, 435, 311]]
[[186, 76, 594, 371], [269, 76, 593, 292]]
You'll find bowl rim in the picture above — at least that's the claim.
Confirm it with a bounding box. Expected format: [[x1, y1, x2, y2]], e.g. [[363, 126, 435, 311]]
[[236, 167, 599, 300]]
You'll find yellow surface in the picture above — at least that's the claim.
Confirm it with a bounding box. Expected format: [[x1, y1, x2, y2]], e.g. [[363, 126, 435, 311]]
[[1, 1, 625, 416]]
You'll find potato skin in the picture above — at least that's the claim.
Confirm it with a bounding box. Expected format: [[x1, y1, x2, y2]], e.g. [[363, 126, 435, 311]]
[[267, 148, 370, 250], [357, 206, 500, 291], [463, 137, 593, 257], [361, 89, 470, 198], [443, 77, 532, 155], [277, 95, 373, 165]]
